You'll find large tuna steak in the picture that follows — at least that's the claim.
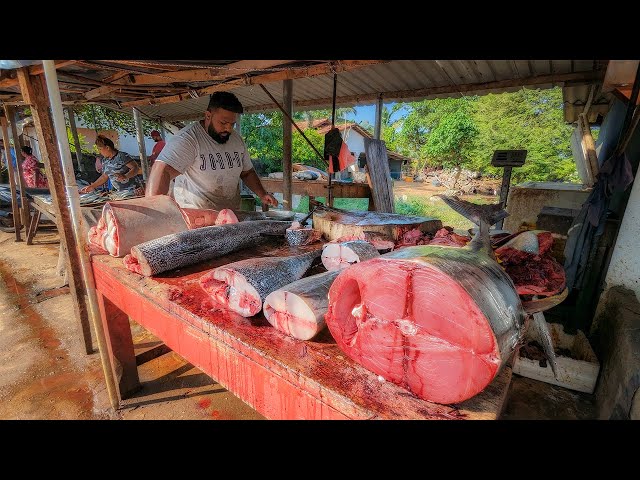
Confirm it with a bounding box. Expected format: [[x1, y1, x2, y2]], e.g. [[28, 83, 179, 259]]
[[325, 196, 526, 405], [263, 270, 340, 340], [124, 220, 290, 276], [199, 249, 321, 317]]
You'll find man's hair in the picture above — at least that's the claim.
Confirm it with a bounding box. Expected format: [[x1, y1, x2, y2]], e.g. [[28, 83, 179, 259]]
[[95, 135, 115, 150], [207, 92, 243, 114], [21, 145, 32, 155]]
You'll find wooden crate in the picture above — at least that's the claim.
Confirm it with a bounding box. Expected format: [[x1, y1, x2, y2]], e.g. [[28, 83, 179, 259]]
[[512, 321, 600, 394]]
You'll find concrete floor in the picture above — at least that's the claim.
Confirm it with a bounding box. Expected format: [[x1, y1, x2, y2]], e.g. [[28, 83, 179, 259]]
[[0, 228, 596, 420]]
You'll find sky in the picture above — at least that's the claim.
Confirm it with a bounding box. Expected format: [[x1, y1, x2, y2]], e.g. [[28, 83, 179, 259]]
[[343, 102, 410, 127]]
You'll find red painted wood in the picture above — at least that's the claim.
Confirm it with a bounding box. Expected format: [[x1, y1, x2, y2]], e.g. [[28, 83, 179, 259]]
[[90, 241, 509, 420]]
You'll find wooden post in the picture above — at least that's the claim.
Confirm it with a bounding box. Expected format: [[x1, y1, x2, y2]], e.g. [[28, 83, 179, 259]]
[[5, 105, 31, 233], [66, 107, 84, 172], [282, 79, 293, 210], [374, 95, 383, 140], [364, 138, 395, 213], [17, 66, 94, 355], [133, 107, 149, 181], [0, 116, 22, 240], [497, 166, 513, 230]]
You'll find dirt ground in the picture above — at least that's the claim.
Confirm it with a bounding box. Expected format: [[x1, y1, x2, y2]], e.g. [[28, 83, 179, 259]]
[[0, 217, 597, 421]]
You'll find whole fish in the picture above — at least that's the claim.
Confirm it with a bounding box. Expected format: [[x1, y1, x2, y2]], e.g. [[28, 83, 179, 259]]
[[124, 220, 290, 276], [263, 270, 340, 340], [325, 195, 526, 405], [199, 249, 321, 317], [321, 240, 380, 271]]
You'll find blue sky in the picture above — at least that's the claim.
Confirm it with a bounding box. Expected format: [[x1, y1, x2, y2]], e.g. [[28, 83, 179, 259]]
[[343, 102, 409, 126]]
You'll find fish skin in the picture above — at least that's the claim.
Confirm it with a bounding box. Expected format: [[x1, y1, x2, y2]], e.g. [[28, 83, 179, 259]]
[[531, 310, 559, 379], [264, 270, 340, 340], [127, 220, 291, 276], [200, 249, 322, 317]]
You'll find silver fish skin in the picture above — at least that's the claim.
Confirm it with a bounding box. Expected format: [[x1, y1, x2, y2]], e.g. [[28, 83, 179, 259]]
[[200, 249, 322, 317], [321, 240, 380, 271], [128, 220, 290, 276], [264, 270, 340, 340]]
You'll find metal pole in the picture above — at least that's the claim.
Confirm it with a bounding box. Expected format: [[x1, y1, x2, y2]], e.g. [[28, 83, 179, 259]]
[[0, 116, 22, 240], [66, 107, 84, 172], [42, 60, 120, 411], [497, 166, 513, 230], [328, 74, 338, 207], [133, 107, 149, 181], [282, 79, 293, 210]]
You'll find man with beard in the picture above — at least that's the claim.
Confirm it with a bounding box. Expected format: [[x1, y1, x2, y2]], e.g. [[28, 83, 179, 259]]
[[146, 92, 278, 210]]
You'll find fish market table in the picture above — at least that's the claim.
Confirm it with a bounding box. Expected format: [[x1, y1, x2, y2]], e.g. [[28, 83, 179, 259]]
[[90, 242, 513, 420]]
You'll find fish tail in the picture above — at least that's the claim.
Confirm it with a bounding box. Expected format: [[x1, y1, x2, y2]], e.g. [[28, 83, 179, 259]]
[[436, 195, 508, 227]]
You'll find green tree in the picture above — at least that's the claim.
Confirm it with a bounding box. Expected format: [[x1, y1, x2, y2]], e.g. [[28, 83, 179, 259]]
[[469, 88, 578, 182], [74, 104, 161, 137]]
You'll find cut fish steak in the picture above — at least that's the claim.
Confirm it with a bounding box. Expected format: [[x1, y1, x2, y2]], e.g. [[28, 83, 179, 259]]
[[264, 270, 339, 340], [87, 195, 188, 257], [325, 196, 525, 405], [321, 240, 380, 271], [199, 249, 321, 317], [124, 220, 290, 276]]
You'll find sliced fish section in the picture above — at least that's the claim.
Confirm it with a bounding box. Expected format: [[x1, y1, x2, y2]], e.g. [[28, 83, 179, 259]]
[[321, 240, 380, 271], [199, 249, 321, 317], [263, 270, 339, 340]]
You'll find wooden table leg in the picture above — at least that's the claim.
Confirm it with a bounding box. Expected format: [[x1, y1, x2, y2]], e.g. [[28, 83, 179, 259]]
[[96, 291, 141, 401], [26, 210, 41, 245]]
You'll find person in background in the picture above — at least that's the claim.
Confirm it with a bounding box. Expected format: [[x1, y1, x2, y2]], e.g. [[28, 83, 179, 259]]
[[20, 145, 48, 188], [80, 135, 143, 194], [146, 91, 278, 210], [147, 129, 166, 167]]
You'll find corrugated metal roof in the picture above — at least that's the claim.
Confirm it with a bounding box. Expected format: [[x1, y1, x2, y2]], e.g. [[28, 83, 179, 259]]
[[0, 59, 608, 124]]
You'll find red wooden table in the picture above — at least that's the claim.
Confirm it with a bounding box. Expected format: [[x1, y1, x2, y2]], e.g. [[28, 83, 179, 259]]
[[90, 241, 512, 420]]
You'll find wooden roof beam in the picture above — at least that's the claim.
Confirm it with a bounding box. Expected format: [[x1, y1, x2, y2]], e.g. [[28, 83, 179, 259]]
[[0, 60, 77, 88], [122, 60, 389, 107], [84, 60, 299, 100]]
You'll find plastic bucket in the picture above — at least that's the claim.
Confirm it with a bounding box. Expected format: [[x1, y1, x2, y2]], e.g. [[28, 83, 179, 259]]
[[240, 194, 256, 211]]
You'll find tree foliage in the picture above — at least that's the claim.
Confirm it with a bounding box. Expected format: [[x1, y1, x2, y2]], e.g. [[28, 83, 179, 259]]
[[73, 104, 161, 139]]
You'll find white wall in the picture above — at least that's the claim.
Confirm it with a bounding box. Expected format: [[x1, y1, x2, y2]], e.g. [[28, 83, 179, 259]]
[[603, 176, 640, 299], [343, 128, 366, 158]]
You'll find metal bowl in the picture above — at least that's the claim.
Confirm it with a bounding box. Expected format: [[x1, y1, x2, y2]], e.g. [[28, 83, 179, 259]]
[[262, 210, 297, 221]]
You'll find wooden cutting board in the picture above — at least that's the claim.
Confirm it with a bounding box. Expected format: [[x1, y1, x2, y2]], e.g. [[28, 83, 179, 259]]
[[312, 207, 442, 241]]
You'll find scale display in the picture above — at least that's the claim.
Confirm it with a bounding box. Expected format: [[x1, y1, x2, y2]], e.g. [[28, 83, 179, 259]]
[[491, 150, 527, 167]]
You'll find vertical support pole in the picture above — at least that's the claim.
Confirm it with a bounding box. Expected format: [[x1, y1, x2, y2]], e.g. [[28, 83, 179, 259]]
[[133, 107, 149, 181], [41, 60, 120, 410], [497, 166, 513, 229], [5, 105, 31, 232], [328, 73, 338, 207], [282, 79, 293, 210], [17, 66, 93, 354], [0, 116, 22, 240], [67, 107, 84, 172], [374, 95, 383, 140]]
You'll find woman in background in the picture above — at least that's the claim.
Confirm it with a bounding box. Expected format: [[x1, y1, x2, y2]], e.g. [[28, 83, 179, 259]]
[[80, 135, 143, 194], [20, 145, 48, 188]]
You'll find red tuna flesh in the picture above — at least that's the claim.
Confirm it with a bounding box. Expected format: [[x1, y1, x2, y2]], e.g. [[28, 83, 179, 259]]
[[325, 245, 525, 405]]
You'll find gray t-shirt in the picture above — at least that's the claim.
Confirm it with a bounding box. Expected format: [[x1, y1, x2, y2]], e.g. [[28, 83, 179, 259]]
[[157, 122, 253, 210]]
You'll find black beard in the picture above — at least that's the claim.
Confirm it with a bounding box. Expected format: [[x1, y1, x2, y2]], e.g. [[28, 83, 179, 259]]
[[208, 123, 230, 144]]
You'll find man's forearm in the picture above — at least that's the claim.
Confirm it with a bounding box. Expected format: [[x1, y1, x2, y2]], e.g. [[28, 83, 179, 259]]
[[146, 162, 178, 196], [240, 168, 268, 197]]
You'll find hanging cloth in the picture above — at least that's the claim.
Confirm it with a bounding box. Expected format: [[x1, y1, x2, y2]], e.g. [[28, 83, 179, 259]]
[[324, 127, 355, 174]]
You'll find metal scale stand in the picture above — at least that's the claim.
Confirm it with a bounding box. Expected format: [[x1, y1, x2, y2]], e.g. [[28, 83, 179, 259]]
[[491, 149, 527, 229]]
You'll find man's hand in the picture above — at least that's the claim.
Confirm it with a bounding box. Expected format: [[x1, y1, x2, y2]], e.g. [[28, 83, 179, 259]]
[[114, 173, 127, 182], [79, 184, 94, 194], [260, 192, 279, 207]]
